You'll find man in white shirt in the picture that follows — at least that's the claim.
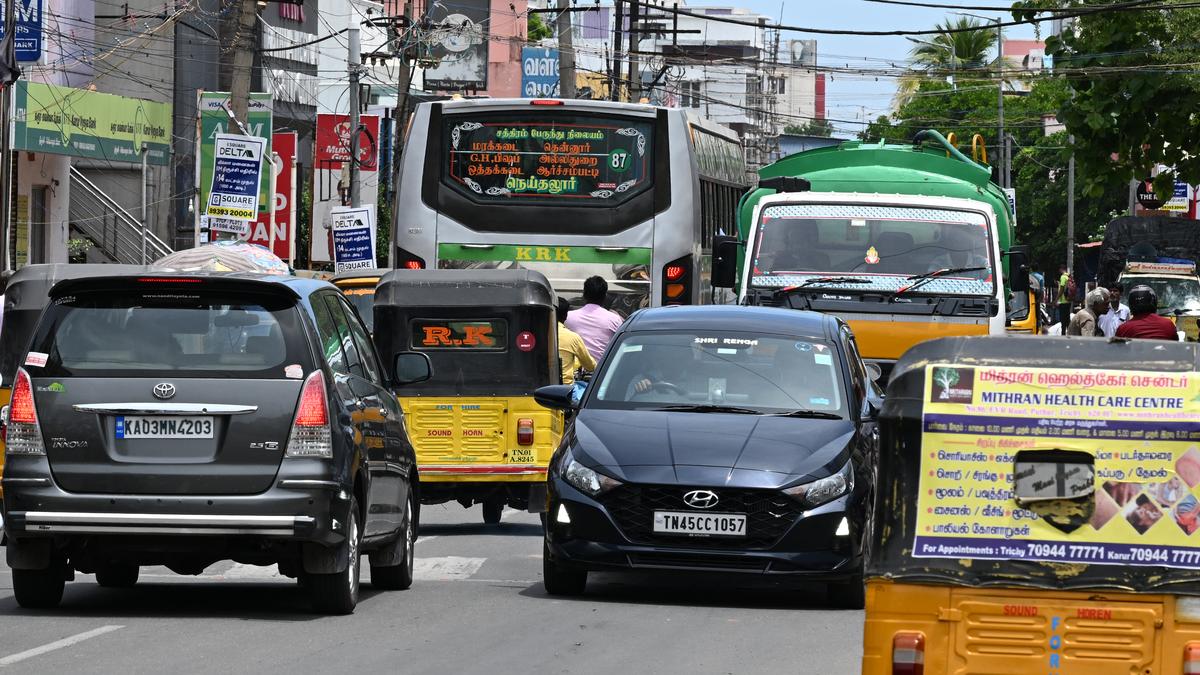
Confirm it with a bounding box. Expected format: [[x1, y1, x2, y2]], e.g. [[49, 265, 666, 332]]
[[1099, 283, 1132, 338]]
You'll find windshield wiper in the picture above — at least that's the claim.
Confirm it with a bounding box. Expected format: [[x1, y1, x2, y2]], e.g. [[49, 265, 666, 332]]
[[895, 266, 989, 297], [771, 409, 844, 420], [773, 277, 873, 296], [652, 404, 764, 415]]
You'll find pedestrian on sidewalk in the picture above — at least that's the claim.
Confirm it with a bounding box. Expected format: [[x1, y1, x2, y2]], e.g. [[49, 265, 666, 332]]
[[1056, 264, 1073, 335]]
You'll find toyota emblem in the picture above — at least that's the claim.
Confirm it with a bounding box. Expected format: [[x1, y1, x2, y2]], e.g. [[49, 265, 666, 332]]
[[683, 489, 719, 509], [153, 383, 176, 400]]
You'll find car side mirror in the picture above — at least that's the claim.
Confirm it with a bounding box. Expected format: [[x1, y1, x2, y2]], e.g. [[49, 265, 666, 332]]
[[711, 236, 741, 289], [860, 397, 881, 421], [534, 384, 576, 410], [864, 362, 882, 383], [1006, 246, 1030, 294], [393, 352, 433, 385]]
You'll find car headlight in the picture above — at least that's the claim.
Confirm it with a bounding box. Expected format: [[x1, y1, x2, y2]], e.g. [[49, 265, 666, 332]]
[[561, 451, 622, 496], [783, 460, 854, 508]]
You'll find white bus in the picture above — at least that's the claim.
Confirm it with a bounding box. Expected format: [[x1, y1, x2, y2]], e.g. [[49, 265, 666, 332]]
[[391, 98, 748, 313]]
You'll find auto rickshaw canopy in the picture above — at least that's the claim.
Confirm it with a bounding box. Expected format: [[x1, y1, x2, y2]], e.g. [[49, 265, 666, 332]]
[[873, 335, 1200, 594]]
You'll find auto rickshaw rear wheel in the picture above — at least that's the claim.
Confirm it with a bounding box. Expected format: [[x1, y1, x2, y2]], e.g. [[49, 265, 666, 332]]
[[482, 498, 504, 524]]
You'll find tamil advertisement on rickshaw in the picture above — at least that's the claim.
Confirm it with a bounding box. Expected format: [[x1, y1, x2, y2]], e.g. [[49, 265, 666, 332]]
[[915, 363, 1200, 570]]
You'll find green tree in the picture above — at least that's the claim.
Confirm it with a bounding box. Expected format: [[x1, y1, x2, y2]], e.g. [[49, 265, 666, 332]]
[[1012, 1, 1200, 196], [783, 119, 835, 137], [527, 13, 553, 42], [894, 17, 997, 109]]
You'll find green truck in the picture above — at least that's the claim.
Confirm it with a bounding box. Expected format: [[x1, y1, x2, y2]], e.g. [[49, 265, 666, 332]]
[[712, 130, 1033, 377]]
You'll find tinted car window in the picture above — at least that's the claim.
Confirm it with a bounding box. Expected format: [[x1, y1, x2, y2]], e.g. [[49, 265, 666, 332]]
[[311, 293, 349, 375], [322, 296, 365, 379], [31, 290, 314, 378], [342, 288, 375, 333], [592, 330, 845, 415], [338, 296, 383, 385]]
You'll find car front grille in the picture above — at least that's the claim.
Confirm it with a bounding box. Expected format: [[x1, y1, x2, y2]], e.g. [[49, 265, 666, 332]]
[[597, 485, 803, 550]]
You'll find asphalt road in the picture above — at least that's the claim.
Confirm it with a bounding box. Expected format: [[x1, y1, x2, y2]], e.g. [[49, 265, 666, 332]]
[[0, 506, 863, 674]]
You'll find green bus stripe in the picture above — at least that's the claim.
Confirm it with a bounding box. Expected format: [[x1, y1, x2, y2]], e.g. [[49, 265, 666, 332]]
[[439, 243, 652, 265]]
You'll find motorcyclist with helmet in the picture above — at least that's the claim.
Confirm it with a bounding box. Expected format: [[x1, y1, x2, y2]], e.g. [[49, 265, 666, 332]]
[[1116, 285, 1180, 341]]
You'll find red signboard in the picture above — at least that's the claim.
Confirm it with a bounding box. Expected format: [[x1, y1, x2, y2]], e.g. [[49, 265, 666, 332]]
[[249, 131, 297, 260], [315, 113, 380, 170]]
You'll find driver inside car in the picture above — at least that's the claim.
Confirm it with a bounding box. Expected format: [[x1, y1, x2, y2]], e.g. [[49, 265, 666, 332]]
[[627, 344, 693, 400]]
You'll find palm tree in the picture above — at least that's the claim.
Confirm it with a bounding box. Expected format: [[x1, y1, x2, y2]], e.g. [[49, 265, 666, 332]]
[[893, 17, 997, 110]]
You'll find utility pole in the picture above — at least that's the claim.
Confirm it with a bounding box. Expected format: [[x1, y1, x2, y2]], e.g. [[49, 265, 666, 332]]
[[140, 143, 149, 264], [556, 0, 576, 98], [348, 27, 362, 208], [390, 1, 415, 268], [995, 17, 1007, 189], [1067, 134, 1076, 273], [627, 0, 640, 101], [0, 0, 16, 270], [229, 0, 258, 126], [611, 0, 623, 101]]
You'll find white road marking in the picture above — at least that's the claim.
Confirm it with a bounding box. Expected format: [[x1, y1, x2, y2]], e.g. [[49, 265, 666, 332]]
[[0, 625, 124, 667], [413, 556, 486, 581], [221, 563, 282, 580]]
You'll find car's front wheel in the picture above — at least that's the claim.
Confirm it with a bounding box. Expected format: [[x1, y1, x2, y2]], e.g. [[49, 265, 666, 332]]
[[95, 564, 139, 588], [542, 540, 586, 596], [307, 497, 362, 614], [370, 490, 416, 590], [13, 554, 67, 609]]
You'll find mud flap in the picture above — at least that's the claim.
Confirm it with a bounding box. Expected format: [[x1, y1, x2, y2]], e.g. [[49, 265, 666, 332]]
[[302, 540, 349, 575], [6, 537, 52, 570], [527, 484, 548, 513]]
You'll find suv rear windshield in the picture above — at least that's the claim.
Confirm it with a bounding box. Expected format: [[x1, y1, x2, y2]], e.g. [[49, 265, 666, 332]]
[[29, 290, 315, 378]]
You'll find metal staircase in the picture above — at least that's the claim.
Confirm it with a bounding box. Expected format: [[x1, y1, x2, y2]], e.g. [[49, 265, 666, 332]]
[[68, 167, 173, 264]]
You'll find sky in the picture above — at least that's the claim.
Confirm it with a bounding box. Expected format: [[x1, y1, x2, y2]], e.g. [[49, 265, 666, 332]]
[[732, 0, 1043, 135]]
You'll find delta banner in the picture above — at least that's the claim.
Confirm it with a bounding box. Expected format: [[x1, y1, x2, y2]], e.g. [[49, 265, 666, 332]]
[[12, 82, 171, 164], [247, 131, 297, 260], [206, 134, 265, 220], [914, 364, 1200, 570], [330, 205, 377, 272], [521, 47, 559, 97], [197, 92, 272, 238], [310, 113, 380, 264]]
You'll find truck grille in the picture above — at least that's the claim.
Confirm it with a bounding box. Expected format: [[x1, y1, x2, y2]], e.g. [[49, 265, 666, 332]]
[[598, 485, 802, 549]]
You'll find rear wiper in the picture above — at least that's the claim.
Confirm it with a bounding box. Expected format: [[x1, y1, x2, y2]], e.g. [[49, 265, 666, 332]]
[[895, 266, 988, 297], [652, 404, 763, 415], [771, 409, 844, 420]]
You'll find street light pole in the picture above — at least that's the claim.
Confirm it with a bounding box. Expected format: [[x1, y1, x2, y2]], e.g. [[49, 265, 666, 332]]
[[996, 17, 1006, 189]]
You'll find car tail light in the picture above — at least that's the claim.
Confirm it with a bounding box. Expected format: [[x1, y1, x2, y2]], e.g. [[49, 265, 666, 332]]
[[136, 277, 203, 284], [1185, 643, 1200, 674], [661, 256, 692, 305], [892, 632, 925, 675], [7, 368, 44, 455], [530, 99, 564, 106], [286, 371, 332, 458], [403, 260, 424, 270], [517, 418, 534, 446]]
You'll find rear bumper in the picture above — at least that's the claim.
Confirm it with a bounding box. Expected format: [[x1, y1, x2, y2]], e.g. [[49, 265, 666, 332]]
[[6, 511, 317, 537], [418, 464, 548, 483]]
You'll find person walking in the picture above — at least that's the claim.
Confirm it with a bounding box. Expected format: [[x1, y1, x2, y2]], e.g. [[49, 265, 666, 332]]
[[557, 298, 595, 386], [1056, 264, 1073, 335], [1067, 287, 1108, 337], [1116, 285, 1179, 341], [1099, 283, 1131, 338], [565, 276, 624, 361]]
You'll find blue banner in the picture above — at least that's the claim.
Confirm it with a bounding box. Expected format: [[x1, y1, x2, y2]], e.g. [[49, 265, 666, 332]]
[[2, 0, 42, 62], [521, 47, 560, 98]]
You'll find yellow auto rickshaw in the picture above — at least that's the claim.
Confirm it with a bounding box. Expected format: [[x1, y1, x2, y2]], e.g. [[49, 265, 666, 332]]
[[864, 335, 1200, 674], [372, 269, 561, 523], [331, 268, 388, 334]]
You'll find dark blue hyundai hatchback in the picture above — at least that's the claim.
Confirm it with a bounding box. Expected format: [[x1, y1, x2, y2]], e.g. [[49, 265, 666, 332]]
[[534, 306, 881, 607]]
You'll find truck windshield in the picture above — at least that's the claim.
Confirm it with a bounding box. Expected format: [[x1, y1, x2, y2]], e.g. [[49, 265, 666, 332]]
[[750, 203, 995, 296], [1137, 277, 1200, 313]]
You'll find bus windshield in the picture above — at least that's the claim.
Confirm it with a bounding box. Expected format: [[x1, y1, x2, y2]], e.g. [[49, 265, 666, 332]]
[[750, 203, 995, 296], [442, 112, 654, 206]]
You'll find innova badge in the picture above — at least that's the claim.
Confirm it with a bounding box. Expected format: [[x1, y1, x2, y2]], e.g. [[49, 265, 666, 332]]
[[153, 383, 176, 400], [683, 490, 719, 509]]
